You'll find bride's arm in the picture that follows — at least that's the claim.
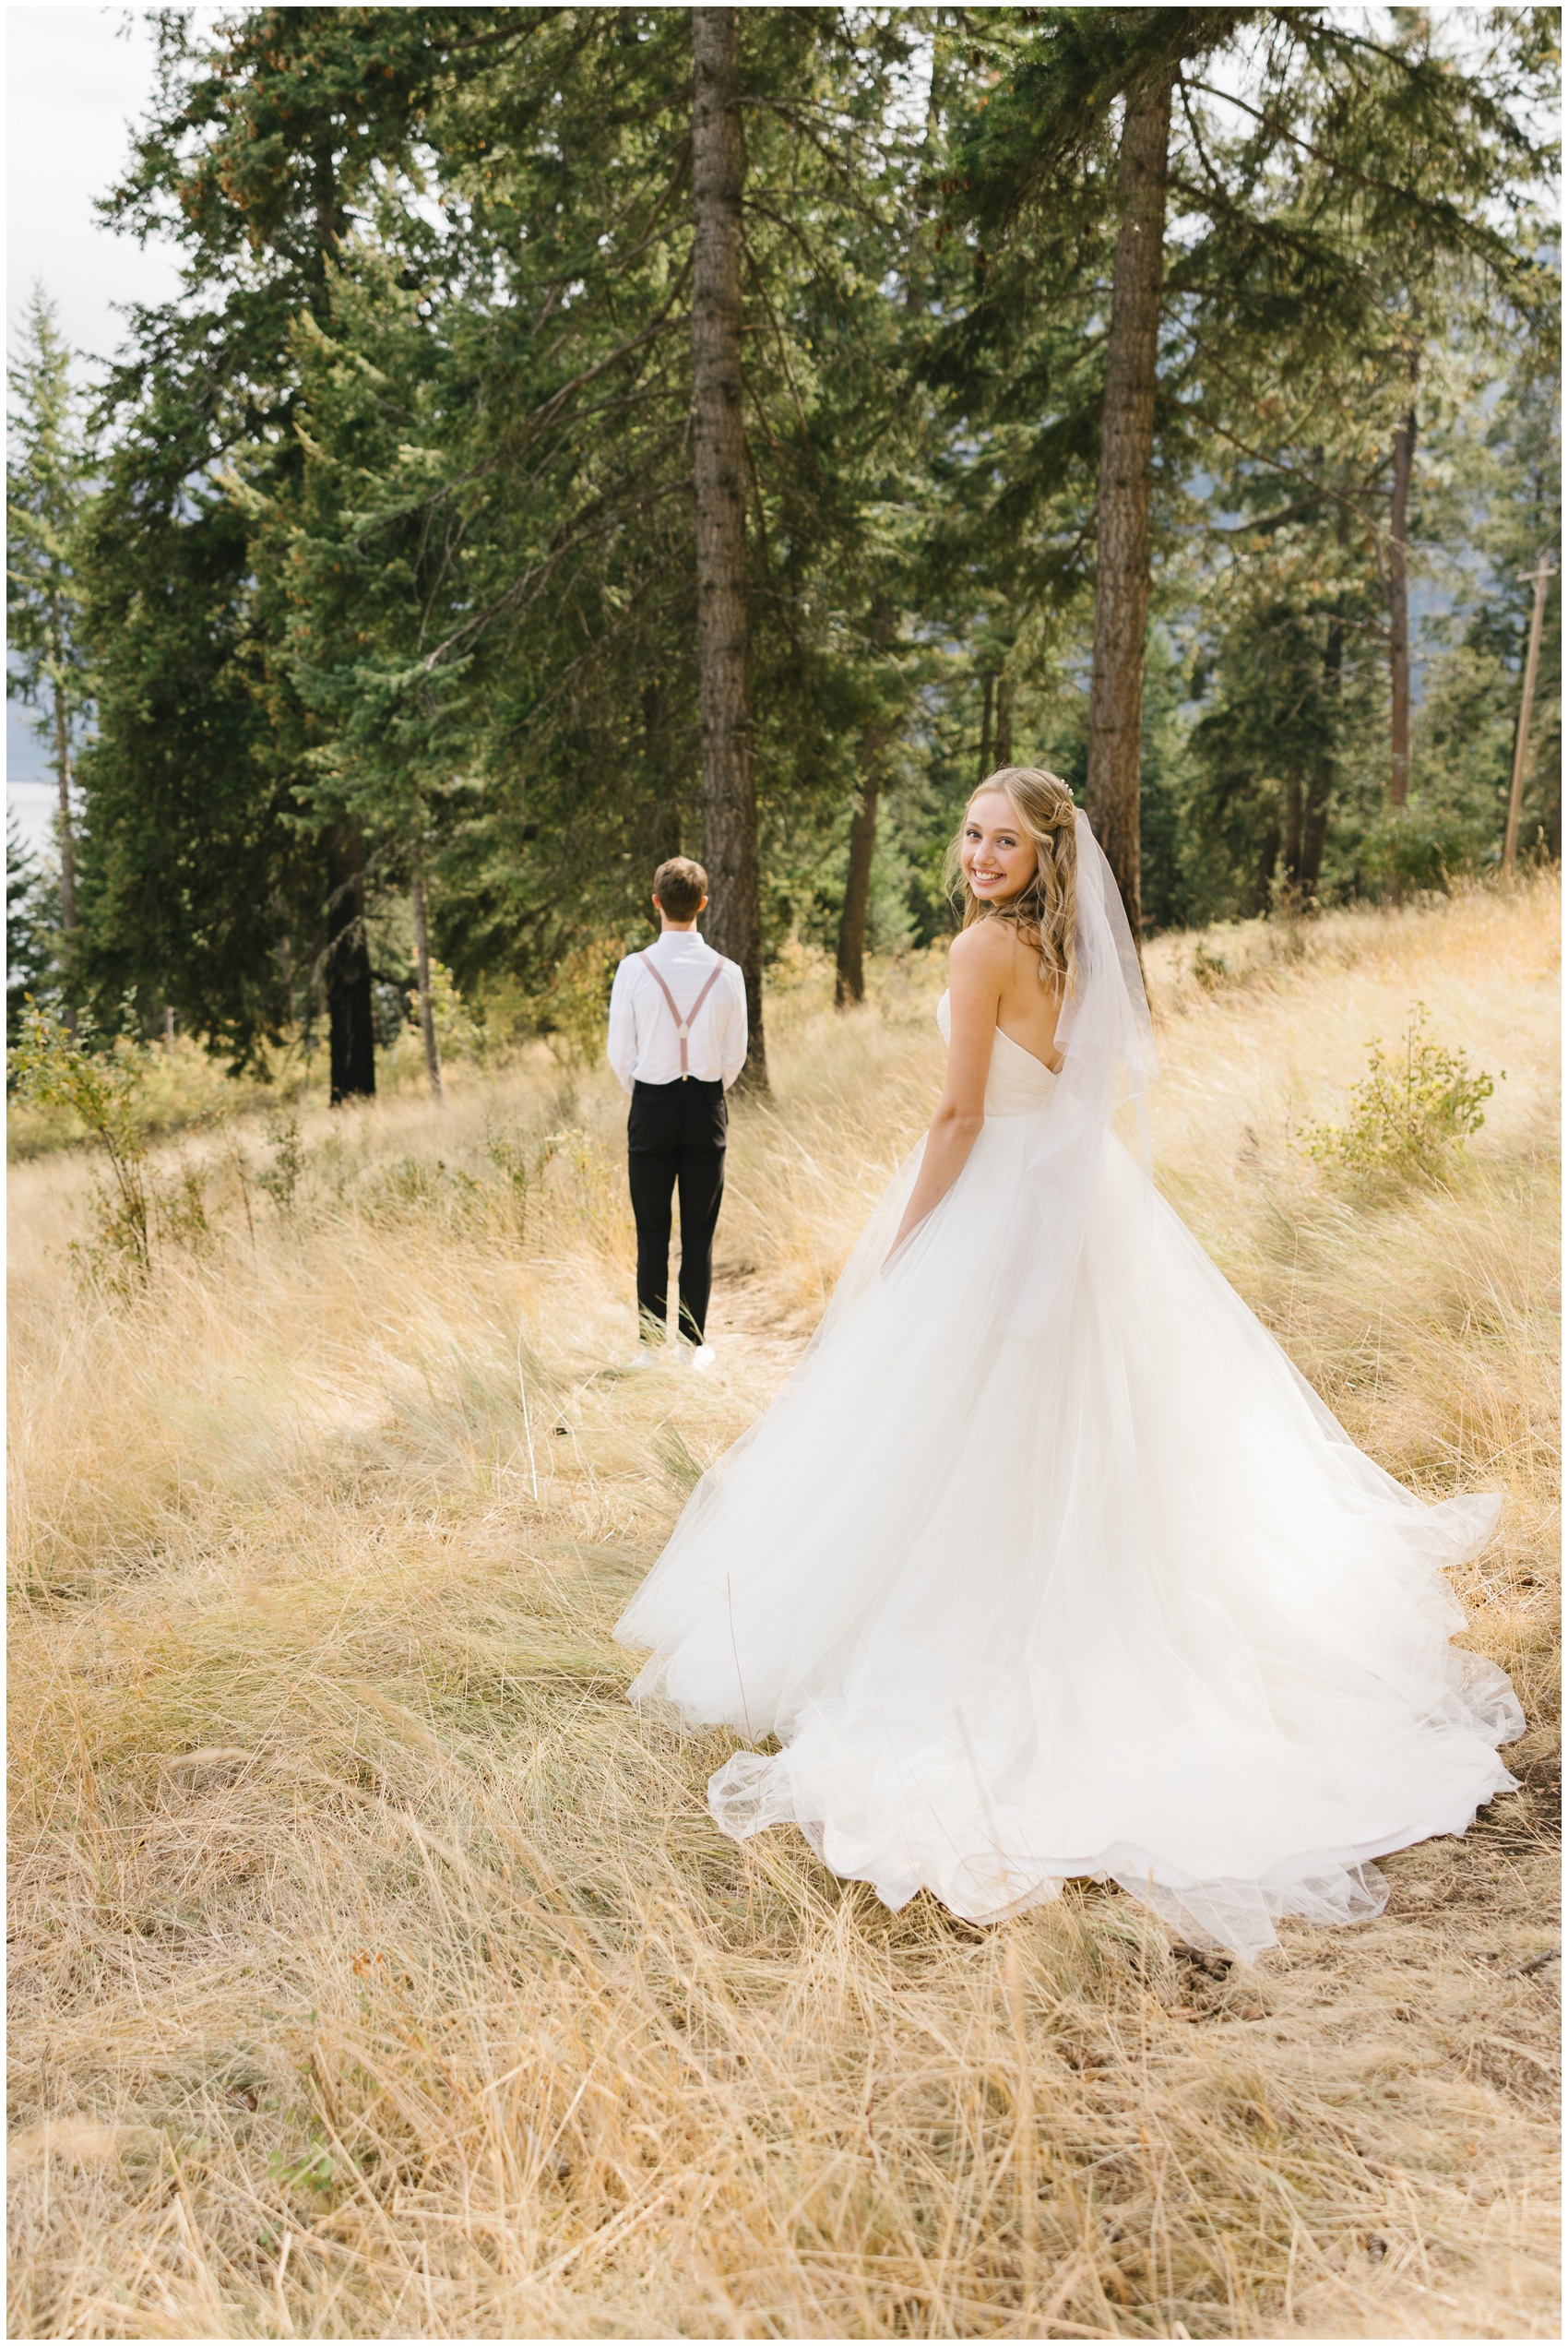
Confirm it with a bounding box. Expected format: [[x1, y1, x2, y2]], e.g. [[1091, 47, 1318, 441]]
[[888, 925, 1005, 1256]]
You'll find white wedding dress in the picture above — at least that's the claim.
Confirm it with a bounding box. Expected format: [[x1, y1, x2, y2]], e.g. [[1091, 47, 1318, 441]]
[[615, 840, 1523, 1962]]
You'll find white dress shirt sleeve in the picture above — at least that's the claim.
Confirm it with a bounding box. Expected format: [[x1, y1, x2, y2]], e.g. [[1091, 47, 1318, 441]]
[[720, 959, 749, 1090], [606, 955, 639, 1092]]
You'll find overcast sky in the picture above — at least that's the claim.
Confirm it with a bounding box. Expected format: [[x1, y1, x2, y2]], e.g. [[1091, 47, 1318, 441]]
[[7, 6, 196, 845]]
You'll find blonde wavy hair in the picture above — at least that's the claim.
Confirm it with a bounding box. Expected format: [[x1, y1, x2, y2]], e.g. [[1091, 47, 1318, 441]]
[[947, 766, 1080, 994]]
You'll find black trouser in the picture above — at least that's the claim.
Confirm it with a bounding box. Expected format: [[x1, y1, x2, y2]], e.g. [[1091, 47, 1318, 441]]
[[627, 1078, 728, 1344]]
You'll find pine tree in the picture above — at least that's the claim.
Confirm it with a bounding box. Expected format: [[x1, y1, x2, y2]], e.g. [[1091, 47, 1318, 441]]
[[270, 9, 927, 1043], [6, 812, 61, 1045], [7, 287, 93, 1022], [936, 6, 1554, 933], [692, 6, 765, 1085], [83, 6, 517, 1080], [73, 1, 1556, 1065]]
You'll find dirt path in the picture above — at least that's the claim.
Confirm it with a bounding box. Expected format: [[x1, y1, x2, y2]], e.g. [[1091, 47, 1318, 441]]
[[700, 1265, 817, 1387]]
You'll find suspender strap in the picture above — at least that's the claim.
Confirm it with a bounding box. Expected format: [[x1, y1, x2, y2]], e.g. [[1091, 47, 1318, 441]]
[[641, 956, 724, 1078]]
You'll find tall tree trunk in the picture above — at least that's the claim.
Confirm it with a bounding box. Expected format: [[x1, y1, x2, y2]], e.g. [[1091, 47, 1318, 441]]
[[643, 678, 682, 861], [310, 137, 339, 321], [312, 139, 375, 1104], [834, 768, 880, 1011], [1503, 553, 1553, 870], [47, 584, 79, 1032], [410, 858, 444, 1102], [1085, 67, 1175, 943], [50, 644, 77, 1034], [1250, 817, 1281, 918], [326, 826, 375, 1104], [978, 670, 994, 780], [836, 599, 895, 1010], [1301, 612, 1342, 896], [50, 675, 76, 935], [1387, 405, 1417, 806], [691, 6, 766, 1091], [994, 671, 1014, 768], [1281, 770, 1304, 892]]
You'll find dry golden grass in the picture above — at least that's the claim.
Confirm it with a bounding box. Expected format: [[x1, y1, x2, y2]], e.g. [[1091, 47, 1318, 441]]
[[7, 875, 1560, 2340]]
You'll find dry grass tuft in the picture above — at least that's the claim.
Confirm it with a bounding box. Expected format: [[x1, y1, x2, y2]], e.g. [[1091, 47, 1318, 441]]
[[8, 875, 1560, 2339]]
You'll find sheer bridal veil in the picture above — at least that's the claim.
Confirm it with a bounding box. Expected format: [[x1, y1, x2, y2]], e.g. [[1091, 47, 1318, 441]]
[[815, 808, 1158, 1349], [999, 810, 1158, 1338]]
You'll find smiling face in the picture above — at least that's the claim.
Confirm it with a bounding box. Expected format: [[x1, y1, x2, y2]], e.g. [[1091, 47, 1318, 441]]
[[960, 790, 1039, 907]]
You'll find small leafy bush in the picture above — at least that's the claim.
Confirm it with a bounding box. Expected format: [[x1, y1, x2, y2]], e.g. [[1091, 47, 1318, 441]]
[[11, 1004, 156, 1284], [1348, 800, 1484, 903], [403, 959, 490, 1066], [8, 1021, 303, 1160], [256, 1113, 304, 1213], [8, 1004, 217, 1286], [541, 937, 625, 1068], [1302, 1003, 1498, 1182], [484, 1125, 534, 1232], [1191, 940, 1233, 993], [362, 1153, 484, 1223]]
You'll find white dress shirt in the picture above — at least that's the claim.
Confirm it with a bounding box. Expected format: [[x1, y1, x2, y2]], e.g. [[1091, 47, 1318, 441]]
[[606, 929, 749, 1091]]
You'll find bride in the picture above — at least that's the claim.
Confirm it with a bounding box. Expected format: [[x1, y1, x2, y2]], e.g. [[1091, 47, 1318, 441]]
[[614, 768, 1523, 1960]]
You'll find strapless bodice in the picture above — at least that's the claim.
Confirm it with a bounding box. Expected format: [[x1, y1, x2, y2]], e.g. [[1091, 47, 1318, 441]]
[[936, 990, 1056, 1116]]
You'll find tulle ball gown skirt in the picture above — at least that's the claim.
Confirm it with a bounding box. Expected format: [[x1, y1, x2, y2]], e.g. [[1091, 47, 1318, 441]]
[[615, 1042, 1522, 1962]]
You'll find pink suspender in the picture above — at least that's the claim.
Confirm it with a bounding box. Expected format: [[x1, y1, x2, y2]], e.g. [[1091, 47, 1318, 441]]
[[640, 955, 725, 1078]]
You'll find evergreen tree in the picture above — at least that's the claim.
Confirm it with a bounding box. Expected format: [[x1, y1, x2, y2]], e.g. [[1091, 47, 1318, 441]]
[[6, 813, 61, 1046], [1401, 322, 1562, 877], [270, 9, 928, 1053], [934, 6, 1555, 932], [7, 287, 93, 1022], [81, 6, 522, 1081], [69, 2, 1559, 1070], [692, 6, 765, 1080]]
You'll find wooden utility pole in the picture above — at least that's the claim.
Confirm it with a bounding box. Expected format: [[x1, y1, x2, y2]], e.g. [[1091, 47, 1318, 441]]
[[1085, 65, 1176, 943], [1503, 551, 1556, 871], [691, 5, 766, 1090]]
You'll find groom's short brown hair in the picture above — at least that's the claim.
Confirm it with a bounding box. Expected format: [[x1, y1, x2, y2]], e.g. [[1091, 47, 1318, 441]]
[[653, 856, 707, 921]]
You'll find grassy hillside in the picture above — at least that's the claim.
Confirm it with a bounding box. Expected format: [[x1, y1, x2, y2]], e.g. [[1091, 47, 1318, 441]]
[[7, 876, 1560, 2339]]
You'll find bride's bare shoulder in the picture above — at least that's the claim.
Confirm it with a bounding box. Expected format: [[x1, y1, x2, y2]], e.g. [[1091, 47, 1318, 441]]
[[948, 922, 1014, 981]]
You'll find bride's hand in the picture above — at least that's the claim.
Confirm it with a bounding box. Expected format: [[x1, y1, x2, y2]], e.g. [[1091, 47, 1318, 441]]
[[882, 1217, 921, 1272]]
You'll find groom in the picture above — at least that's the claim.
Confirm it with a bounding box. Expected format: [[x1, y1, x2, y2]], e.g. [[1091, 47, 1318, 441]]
[[606, 857, 748, 1370]]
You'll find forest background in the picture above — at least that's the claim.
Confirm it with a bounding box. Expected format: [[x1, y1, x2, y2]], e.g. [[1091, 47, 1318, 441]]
[[6, 3, 1562, 1105]]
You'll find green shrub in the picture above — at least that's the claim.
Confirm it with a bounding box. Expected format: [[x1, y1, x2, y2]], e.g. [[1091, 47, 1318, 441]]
[[1302, 1003, 1498, 1182], [256, 1113, 304, 1213], [7, 1023, 306, 1159], [10, 1004, 155, 1284], [1346, 801, 1487, 903], [541, 938, 624, 1069], [8, 1004, 216, 1285], [483, 1126, 533, 1233], [404, 960, 491, 1066], [1191, 939, 1233, 992], [362, 1154, 484, 1222]]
